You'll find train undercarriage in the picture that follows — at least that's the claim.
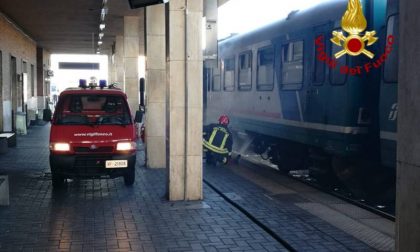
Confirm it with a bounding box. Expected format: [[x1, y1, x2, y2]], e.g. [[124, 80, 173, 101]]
[[232, 130, 395, 199]]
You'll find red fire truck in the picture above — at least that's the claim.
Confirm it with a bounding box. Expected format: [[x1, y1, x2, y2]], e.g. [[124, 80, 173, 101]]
[[48, 80, 137, 188]]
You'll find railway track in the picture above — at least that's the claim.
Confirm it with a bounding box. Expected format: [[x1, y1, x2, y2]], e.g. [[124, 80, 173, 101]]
[[234, 152, 396, 221], [289, 170, 396, 221]]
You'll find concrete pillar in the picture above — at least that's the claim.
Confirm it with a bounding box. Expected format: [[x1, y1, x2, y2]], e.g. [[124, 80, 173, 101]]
[[166, 0, 203, 201], [139, 10, 146, 67], [397, 0, 420, 251], [115, 35, 125, 87], [124, 16, 141, 114], [108, 54, 116, 84], [145, 5, 167, 169], [36, 47, 50, 116], [36, 47, 45, 109]]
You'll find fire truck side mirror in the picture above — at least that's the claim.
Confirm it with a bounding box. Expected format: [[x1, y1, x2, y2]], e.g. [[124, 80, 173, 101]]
[[134, 110, 143, 123], [135, 77, 146, 123], [139, 78, 145, 108]]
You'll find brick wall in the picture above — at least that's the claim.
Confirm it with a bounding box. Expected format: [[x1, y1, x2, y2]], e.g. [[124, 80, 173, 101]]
[[0, 12, 38, 131]]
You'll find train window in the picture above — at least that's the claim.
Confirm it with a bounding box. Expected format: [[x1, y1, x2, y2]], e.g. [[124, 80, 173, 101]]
[[223, 58, 235, 91], [257, 46, 274, 91], [383, 15, 399, 84], [330, 39, 348, 85], [293, 42, 303, 61], [281, 41, 304, 89], [238, 51, 252, 91], [313, 35, 325, 85]]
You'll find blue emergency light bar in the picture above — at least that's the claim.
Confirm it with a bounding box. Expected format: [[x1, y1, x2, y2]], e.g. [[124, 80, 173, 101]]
[[99, 80, 107, 89], [79, 79, 87, 89]]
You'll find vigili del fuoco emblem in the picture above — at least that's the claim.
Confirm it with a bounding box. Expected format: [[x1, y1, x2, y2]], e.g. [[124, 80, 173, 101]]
[[331, 0, 378, 59]]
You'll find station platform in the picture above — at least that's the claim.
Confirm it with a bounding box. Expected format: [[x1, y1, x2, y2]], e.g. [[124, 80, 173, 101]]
[[0, 124, 394, 251]]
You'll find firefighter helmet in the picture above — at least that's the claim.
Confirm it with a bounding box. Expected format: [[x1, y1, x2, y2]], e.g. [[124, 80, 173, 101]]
[[218, 115, 229, 126]]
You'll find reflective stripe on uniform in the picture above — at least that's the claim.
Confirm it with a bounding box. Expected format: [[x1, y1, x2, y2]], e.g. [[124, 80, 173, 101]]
[[203, 139, 229, 154], [208, 128, 218, 145], [220, 132, 229, 150]]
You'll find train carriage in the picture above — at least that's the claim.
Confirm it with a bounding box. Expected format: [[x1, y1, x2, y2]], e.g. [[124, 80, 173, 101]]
[[379, 0, 398, 169], [205, 0, 395, 187]]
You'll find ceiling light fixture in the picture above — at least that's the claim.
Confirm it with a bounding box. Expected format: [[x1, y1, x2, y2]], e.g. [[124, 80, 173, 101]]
[[98, 0, 107, 53], [100, 8, 108, 22]]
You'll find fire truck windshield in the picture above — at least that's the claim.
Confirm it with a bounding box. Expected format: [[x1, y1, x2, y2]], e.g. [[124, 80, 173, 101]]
[[55, 94, 131, 126]]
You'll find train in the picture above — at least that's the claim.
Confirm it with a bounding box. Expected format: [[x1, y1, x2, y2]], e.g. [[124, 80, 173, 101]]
[[204, 0, 399, 193]]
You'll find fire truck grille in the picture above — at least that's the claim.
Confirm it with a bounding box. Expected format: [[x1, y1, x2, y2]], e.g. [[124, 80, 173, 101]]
[[74, 146, 113, 153], [74, 155, 112, 170]]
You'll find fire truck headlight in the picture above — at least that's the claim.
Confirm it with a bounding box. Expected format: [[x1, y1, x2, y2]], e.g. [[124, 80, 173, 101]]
[[116, 142, 136, 151], [51, 143, 70, 152]]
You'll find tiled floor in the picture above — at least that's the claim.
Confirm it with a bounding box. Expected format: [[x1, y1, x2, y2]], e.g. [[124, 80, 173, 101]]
[[0, 125, 286, 252], [0, 124, 394, 251]]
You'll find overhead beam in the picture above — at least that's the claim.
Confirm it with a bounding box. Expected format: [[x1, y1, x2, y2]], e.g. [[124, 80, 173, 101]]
[[218, 0, 230, 7]]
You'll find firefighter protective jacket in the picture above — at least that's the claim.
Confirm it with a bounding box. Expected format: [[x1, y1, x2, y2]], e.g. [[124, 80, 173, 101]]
[[203, 123, 233, 155]]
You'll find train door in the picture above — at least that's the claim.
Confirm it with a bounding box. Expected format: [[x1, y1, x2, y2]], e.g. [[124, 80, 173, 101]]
[[278, 36, 305, 123], [305, 25, 330, 125], [203, 67, 211, 111], [204, 60, 222, 124]]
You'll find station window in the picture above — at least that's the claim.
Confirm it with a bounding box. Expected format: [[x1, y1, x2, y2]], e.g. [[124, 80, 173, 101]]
[[257, 46, 274, 91], [238, 51, 252, 91], [223, 58, 235, 91], [22, 61, 27, 73], [0, 51, 2, 93], [313, 35, 325, 85], [383, 15, 399, 84], [281, 41, 304, 90]]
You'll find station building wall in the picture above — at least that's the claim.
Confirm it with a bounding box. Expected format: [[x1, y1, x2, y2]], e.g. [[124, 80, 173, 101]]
[[0, 12, 39, 131]]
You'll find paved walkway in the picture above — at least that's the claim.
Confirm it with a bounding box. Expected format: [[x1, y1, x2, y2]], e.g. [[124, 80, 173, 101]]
[[0, 125, 286, 252], [0, 124, 393, 251], [205, 164, 393, 252]]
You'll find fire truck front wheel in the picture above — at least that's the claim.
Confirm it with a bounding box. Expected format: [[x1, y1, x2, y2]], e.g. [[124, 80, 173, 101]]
[[51, 171, 65, 189], [124, 165, 135, 186]]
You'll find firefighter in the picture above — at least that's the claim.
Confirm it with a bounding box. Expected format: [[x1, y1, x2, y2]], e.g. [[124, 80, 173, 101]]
[[203, 115, 233, 165]]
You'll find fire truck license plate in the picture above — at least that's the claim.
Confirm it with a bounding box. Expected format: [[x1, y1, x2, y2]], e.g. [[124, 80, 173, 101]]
[[106, 160, 128, 168]]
